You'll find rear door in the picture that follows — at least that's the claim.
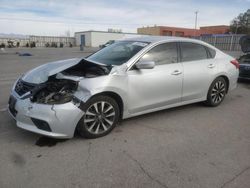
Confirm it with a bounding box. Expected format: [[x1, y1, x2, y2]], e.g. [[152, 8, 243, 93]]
[[180, 42, 217, 101]]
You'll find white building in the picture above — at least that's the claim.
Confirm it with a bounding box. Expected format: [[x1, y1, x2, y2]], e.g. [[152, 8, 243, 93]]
[[75, 30, 148, 47]]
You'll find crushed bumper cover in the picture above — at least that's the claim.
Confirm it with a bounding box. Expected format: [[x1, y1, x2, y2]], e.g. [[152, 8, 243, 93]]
[[8, 91, 84, 138]]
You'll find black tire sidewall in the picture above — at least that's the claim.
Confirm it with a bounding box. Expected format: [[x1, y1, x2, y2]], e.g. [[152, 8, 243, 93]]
[[77, 95, 120, 139]]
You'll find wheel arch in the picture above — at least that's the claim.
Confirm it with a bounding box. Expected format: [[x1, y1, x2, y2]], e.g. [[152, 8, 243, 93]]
[[75, 91, 124, 137]]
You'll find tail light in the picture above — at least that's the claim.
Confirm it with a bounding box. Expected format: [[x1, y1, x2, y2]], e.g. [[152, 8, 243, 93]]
[[230, 59, 239, 69]]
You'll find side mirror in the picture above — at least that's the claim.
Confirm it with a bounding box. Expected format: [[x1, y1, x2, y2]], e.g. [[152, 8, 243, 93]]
[[135, 60, 155, 69]]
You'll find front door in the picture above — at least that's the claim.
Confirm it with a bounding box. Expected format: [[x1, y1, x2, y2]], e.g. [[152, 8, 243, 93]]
[[127, 42, 183, 114]]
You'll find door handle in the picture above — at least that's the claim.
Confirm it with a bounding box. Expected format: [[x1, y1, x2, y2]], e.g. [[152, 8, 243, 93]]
[[208, 64, 215, 68], [171, 70, 182, 75]]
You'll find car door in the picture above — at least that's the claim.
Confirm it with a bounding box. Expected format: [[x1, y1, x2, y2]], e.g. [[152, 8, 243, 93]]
[[127, 42, 183, 114], [180, 42, 217, 101]]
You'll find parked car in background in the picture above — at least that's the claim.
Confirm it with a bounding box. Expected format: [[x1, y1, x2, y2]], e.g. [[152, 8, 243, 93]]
[[238, 35, 250, 80], [99, 40, 115, 48], [8, 36, 239, 139]]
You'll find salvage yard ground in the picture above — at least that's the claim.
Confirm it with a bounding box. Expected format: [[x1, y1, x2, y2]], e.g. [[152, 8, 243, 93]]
[[0, 48, 249, 188]]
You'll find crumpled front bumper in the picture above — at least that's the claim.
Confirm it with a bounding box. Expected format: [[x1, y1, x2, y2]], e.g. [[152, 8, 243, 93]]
[[8, 91, 84, 138]]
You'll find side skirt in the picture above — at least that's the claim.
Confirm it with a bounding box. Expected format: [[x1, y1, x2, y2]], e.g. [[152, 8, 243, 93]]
[[123, 97, 206, 119]]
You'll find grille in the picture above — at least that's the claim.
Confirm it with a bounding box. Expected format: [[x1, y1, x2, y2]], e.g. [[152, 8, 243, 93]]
[[14, 79, 35, 96]]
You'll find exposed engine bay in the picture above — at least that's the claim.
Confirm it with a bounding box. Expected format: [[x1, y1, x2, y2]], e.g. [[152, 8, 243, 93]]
[[31, 78, 78, 104], [18, 60, 112, 104]]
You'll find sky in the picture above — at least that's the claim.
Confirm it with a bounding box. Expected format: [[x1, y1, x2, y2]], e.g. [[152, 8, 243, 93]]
[[0, 0, 249, 36]]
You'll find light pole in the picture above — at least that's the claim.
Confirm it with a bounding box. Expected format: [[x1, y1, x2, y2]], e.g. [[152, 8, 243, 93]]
[[194, 11, 198, 36]]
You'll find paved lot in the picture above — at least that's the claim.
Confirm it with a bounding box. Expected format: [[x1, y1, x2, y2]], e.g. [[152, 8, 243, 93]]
[[0, 48, 249, 188]]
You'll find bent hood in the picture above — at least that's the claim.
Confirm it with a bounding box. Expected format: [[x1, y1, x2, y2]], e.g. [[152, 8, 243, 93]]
[[22, 58, 81, 84]]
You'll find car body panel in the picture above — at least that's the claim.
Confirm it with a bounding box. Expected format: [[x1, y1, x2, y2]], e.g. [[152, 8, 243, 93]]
[[75, 74, 129, 112], [10, 90, 84, 138], [181, 59, 218, 101], [127, 63, 183, 113]]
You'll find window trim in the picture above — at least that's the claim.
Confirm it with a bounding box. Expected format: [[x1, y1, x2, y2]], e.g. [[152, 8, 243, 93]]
[[179, 42, 209, 63]]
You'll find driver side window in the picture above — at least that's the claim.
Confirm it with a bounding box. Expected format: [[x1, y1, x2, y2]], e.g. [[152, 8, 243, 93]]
[[140, 42, 178, 65]]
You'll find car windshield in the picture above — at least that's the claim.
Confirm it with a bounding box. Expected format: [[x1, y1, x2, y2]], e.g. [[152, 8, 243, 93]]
[[87, 41, 149, 65]]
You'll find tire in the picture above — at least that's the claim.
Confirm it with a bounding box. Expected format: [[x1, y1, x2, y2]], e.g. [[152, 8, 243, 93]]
[[204, 77, 227, 107], [77, 95, 120, 139]]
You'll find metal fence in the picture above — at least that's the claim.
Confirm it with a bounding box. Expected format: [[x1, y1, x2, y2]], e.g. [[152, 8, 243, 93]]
[[29, 36, 75, 47], [193, 34, 245, 51], [0, 35, 76, 47], [0, 37, 30, 47]]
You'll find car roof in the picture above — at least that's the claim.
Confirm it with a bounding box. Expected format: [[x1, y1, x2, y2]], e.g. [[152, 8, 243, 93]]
[[121, 36, 219, 51], [121, 36, 203, 44]]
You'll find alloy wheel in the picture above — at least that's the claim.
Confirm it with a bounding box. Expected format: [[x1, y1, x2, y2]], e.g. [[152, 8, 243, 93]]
[[84, 101, 116, 134], [211, 80, 226, 104]]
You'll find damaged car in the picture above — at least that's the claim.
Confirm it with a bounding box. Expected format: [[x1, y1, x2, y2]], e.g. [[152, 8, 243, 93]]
[[8, 37, 239, 139]]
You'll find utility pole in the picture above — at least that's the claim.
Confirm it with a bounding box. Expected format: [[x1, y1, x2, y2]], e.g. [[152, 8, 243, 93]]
[[194, 11, 198, 37]]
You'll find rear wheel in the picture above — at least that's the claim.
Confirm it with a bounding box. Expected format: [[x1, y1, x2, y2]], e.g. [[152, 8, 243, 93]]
[[77, 95, 120, 139], [205, 77, 227, 107]]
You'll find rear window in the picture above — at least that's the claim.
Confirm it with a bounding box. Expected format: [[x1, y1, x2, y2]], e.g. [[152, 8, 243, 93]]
[[180, 42, 208, 62]]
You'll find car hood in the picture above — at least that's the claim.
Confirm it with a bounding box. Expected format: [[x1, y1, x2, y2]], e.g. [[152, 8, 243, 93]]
[[240, 35, 250, 53], [22, 58, 81, 84]]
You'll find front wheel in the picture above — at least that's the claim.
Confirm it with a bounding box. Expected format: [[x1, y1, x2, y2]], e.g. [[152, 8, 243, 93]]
[[77, 95, 120, 139], [205, 77, 227, 107]]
